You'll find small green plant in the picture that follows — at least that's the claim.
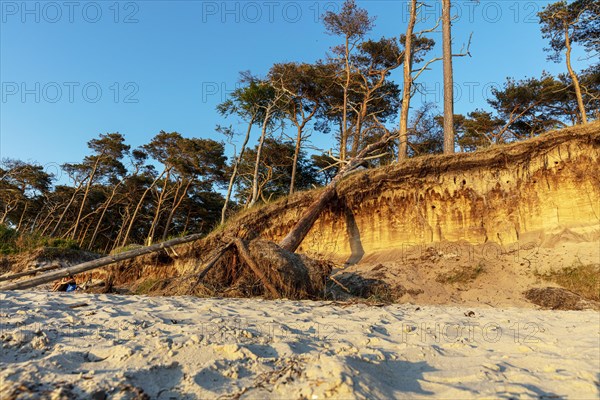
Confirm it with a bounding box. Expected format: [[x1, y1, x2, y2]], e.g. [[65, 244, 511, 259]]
[[437, 262, 486, 284], [537, 262, 600, 301], [111, 244, 143, 255], [134, 278, 160, 295]]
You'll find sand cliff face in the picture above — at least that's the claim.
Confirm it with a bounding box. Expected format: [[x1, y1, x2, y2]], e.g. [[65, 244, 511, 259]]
[[241, 123, 600, 261]]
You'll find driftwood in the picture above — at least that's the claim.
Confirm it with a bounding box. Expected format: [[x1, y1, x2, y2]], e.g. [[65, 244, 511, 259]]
[[0, 262, 63, 283], [0, 233, 204, 291]]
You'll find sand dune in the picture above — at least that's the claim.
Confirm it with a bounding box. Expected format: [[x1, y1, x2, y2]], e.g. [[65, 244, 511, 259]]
[[1, 292, 598, 399]]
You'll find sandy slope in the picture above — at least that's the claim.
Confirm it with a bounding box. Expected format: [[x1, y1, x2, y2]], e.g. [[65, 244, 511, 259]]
[[335, 237, 600, 308], [1, 292, 599, 399]]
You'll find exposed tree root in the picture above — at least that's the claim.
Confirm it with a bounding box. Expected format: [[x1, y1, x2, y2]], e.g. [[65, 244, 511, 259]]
[[157, 238, 333, 299]]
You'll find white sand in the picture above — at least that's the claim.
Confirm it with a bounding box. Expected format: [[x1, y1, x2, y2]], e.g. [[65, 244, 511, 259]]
[[1, 292, 599, 399]]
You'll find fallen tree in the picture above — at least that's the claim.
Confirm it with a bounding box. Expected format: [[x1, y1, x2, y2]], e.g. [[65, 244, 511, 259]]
[[279, 130, 396, 252], [166, 130, 397, 298]]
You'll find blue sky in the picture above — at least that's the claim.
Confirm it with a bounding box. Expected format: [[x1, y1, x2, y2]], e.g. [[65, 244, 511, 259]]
[[0, 0, 592, 177]]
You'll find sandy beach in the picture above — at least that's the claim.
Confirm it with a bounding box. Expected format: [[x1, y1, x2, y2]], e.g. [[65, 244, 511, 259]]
[[1, 291, 598, 399]]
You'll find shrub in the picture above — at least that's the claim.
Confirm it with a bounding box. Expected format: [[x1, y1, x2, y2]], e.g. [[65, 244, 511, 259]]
[[537, 262, 600, 301], [0, 225, 18, 254], [0, 225, 80, 254]]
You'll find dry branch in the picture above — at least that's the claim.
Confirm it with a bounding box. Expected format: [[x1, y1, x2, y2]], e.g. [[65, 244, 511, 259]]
[[196, 241, 235, 282]]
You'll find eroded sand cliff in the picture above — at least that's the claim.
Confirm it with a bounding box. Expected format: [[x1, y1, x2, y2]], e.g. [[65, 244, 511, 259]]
[[239, 122, 600, 262]]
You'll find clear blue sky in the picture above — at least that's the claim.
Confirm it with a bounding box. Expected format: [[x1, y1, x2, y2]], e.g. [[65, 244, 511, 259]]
[[0, 0, 592, 176]]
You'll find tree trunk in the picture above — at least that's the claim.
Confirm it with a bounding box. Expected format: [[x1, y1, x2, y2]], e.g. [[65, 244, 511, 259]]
[[398, 0, 417, 161], [88, 181, 122, 250], [442, 0, 455, 154], [16, 202, 28, 231], [50, 179, 85, 237], [121, 169, 166, 247], [279, 131, 395, 253], [564, 25, 588, 124], [351, 111, 364, 157], [289, 124, 304, 196], [221, 119, 254, 224], [161, 180, 192, 242], [146, 169, 171, 245], [71, 161, 99, 240], [341, 36, 351, 161], [114, 207, 131, 249], [249, 106, 272, 207], [0, 233, 205, 291], [0, 262, 63, 283]]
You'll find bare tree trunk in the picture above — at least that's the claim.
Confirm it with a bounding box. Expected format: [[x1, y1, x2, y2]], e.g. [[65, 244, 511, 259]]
[[341, 36, 351, 161], [88, 181, 122, 250], [221, 120, 253, 224], [114, 207, 131, 249], [71, 162, 99, 240], [0, 262, 63, 283], [50, 179, 85, 237], [161, 180, 192, 242], [249, 106, 273, 207], [564, 25, 588, 124], [442, 0, 455, 154], [77, 217, 94, 245], [289, 124, 304, 196], [121, 169, 166, 247], [16, 202, 28, 231], [146, 170, 171, 245], [399, 0, 417, 161], [350, 112, 364, 157], [0, 233, 205, 291], [182, 208, 191, 234], [0, 204, 11, 225]]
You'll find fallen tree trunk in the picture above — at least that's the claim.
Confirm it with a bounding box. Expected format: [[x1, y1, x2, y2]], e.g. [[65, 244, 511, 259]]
[[0, 233, 204, 291], [232, 238, 280, 297], [279, 131, 396, 252], [159, 237, 333, 299], [0, 263, 63, 283]]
